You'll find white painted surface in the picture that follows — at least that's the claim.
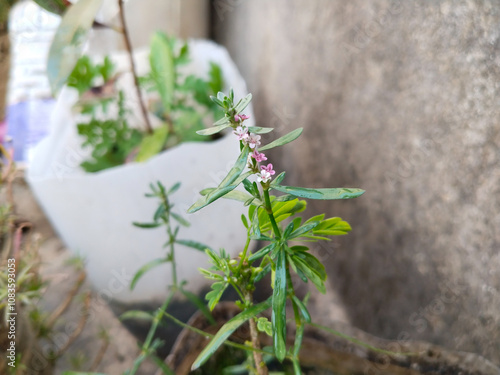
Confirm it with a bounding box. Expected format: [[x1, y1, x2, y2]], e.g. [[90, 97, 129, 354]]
[[27, 40, 253, 303]]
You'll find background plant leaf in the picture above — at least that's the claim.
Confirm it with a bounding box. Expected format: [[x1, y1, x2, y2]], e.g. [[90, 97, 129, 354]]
[[150, 32, 175, 113], [47, 0, 103, 95], [33, 0, 69, 16], [135, 126, 169, 162]]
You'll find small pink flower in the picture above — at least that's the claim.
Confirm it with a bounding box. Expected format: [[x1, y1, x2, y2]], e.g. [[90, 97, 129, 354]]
[[234, 114, 250, 122], [261, 164, 276, 176], [251, 150, 267, 162], [257, 164, 275, 183], [247, 133, 261, 149], [234, 126, 249, 141]]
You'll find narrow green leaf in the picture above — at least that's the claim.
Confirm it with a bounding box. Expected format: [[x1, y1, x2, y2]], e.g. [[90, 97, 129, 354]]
[[294, 252, 327, 281], [196, 123, 231, 136], [305, 214, 325, 224], [274, 194, 296, 202], [188, 186, 235, 214], [241, 214, 249, 229], [242, 178, 257, 196], [135, 126, 169, 162], [220, 146, 249, 187], [47, 0, 104, 95], [188, 148, 250, 213], [259, 128, 303, 152], [292, 257, 325, 293], [175, 239, 211, 252], [192, 298, 272, 370], [153, 204, 166, 222], [168, 182, 181, 195], [33, 0, 68, 15], [249, 242, 276, 262], [210, 95, 224, 107], [130, 258, 168, 290], [250, 208, 261, 240], [253, 263, 272, 283], [180, 289, 216, 325], [150, 32, 175, 112], [272, 247, 287, 362], [290, 245, 309, 252], [132, 222, 161, 228], [272, 172, 286, 186], [283, 221, 295, 238], [234, 93, 252, 114], [200, 188, 255, 205], [289, 222, 321, 239], [271, 185, 365, 200], [214, 115, 231, 126], [170, 212, 190, 227], [291, 296, 311, 323], [272, 199, 300, 217], [247, 126, 273, 134], [120, 310, 154, 322]]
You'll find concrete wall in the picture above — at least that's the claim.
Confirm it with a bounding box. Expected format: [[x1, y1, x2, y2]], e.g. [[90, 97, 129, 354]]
[[214, 0, 500, 364]]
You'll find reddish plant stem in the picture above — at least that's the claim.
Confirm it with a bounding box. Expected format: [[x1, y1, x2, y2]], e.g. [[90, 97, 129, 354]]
[[246, 293, 269, 375], [117, 0, 153, 134]]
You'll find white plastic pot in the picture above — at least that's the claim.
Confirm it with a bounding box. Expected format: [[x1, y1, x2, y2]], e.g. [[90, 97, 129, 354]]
[[27, 40, 252, 303]]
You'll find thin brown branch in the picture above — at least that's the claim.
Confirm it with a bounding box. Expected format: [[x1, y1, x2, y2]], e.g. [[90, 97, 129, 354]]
[[54, 292, 91, 357], [89, 332, 110, 371], [246, 294, 268, 375], [117, 0, 153, 134], [45, 270, 86, 330]]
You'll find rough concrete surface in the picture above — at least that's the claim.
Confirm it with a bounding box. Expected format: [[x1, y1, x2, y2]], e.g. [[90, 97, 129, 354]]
[[214, 0, 500, 365]]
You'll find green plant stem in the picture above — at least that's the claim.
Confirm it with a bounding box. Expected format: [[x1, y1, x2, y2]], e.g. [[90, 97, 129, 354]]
[[309, 322, 419, 356], [237, 235, 251, 274], [167, 227, 177, 287], [229, 280, 246, 303], [263, 188, 281, 239], [160, 191, 178, 287], [117, 0, 153, 134], [287, 268, 303, 375], [128, 291, 175, 375]]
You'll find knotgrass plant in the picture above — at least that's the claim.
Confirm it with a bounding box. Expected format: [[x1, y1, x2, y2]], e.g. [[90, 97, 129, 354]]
[[184, 90, 365, 374], [62, 92, 418, 375]]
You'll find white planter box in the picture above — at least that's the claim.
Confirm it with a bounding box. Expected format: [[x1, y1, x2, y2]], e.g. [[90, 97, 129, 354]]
[[27, 40, 252, 303]]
